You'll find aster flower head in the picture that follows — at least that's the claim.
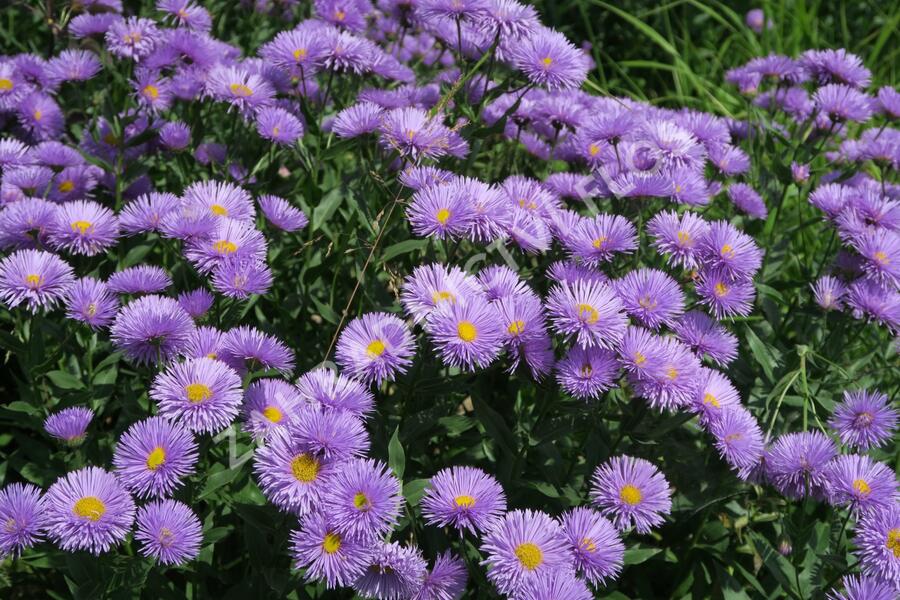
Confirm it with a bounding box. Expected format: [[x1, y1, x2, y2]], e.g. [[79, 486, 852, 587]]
[[47, 49, 102, 84], [110, 295, 195, 365], [480, 509, 573, 596], [18, 93, 64, 141], [241, 378, 303, 439], [710, 406, 765, 478], [400, 263, 483, 322], [826, 574, 897, 600], [518, 572, 593, 600], [379, 107, 452, 161], [44, 467, 135, 555], [332, 102, 385, 138], [567, 213, 638, 265], [49, 200, 119, 256], [256, 106, 305, 145], [414, 552, 467, 600], [825, 454, 898, 514], [212, 258, 273, 299], [766, 431, 838, 499], [477, 0, 539, 41], [407, 181, 476, 240], [322, 29, 378, 74], [177, 288, 214, 319], [63, 276, 118, 329], [205, 65, 275, 117], [44, 406, 93, 446], [814, 83, 874, 124], [628, 335, 702, 412], [0, 249, 74, 312], [119, 192, 180, 235], [290, 511, 373, 589], [107, 265, 172, 295], [829, 389, 899, 450], [453, 176, 510, 243], [258, 195, 308, 232], [296, 368, 375, 417], [614, 268, 685, 330], [159, 121, 191, 150], [106, 17, 160, 61], [184, 217, 267, 275], [113, 416, 198, 499], [335, 312, 416, 385], [151, 357, 243, 434], [158, 0, 213, 31], [183, 180, 255, 222], [801, 49, 872, 88], [0, 483, 46, 558], [559, 507, 624, 585], [477, 264, 529, 300], [855, 503, 900, 587], [728, 183, 768, 219], [556, 345, 619, 400], [421, 466, 506, 534], [218, 325, 294, 374], [812, 275, 848, 311], [289, 406, 370, 461], [354, 541, 428, 600], [672, 310, 738, 366], [323, 457, 402, 540], [425, 295, 505, 371], [511, 28, 588, 90], [846, 279, 900, 329], [853, 229, 900, 286], [696, 269, 756, 319], [698, 220, 763, 280], [590, 455, 672, 533], [134, 499, 202, 565], [546, 278, 628, 350]]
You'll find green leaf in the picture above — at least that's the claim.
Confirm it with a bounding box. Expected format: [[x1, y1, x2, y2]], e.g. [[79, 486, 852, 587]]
[[624, 547, 662, 565], [199, 466, 241, 499], [310, 296, 340, 325], [45, 370, 85, 390], [744, 326, 778, 382], [312, 189, 343, 231], [380, 239, 428, 263], [388, 426, 405, 480], [3, 401, 39, 416], [122, 241, 154, 268], [402, 479, 429, 506]]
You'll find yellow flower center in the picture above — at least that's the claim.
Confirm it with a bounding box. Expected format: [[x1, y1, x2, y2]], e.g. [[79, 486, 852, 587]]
[[457, 321, 478, 342], [185, 383, 212, 403], [70, 220, 93, 234], [541, 57, 553, 68], [25, 274, 42, 288], [436, 208, 451, 224], [73, 496, 106, 521], [146, 446, 166, 471], [588, 143, 599, 156], [366, 339, 386, 358], [143, 84, 159, 100], [431, 290, 455, 304], [514, 542, 543, 570], [33, 109, 42, 121], [634, 352, 647, 365], [158, 527, 174, 547], [263, 405, 283, 423], [0, 78, 13, 91], [58, 180, 75, 193], [677, 230, 691, 244], [103, 133, 119, 145], [4, 517, 16, 532], [887, 528, 900, 558], [213, 240, 238, 254], [714, 282, 729, 297], [353, 492, 370, 510], [124, 32, 142, 44], [666, 367, 678, 380], [507, 320, 525, 336], [293, 48, 307, 61], [87, 303, 97, 316], [335, 10, 346, 20], [579, 537, 596, 553], [577, 303, 599, 325], [721, 244, 734, 258], [674, 184, 683, 193], [454, 495, 476, 508], [290, 453, 320, 483], [210, 203, 228, 216], [619, 484, 642, 505], [874, 250, 890, 265], [206, 352, 217, 360], [852, 479, 871, 496], [703, 393, 720, 408], [229, 83, 253, 97], [638, 296, 657, 309], [592, 236, 607, 249], [322, 532, 341, 554]]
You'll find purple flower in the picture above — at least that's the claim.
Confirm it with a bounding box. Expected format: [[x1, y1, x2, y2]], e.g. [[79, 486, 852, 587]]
[[18, 93, 64, 141], [134, 499, 202, 565], [44, 406, 93, 446], [829, 389, 899, 450], [258, 194, 308, 232], [426, 296, 504, 371], [698, 221, 763, 280], [728, 183, 767, 219], [205, 65, 274, 116], [825, 454, 897, 514], [47, 49, 102, 83], [414, 552, 467, 600], [766, 431, 838, 499], [846, 279, 900, 329], [814, 84, 874, 124], [44, 467, 136, 555], [745, 9, 767, 33], [120, 192, 180, 235], [159, 121, 191, 150], [49, 200, 119, 256], [559, 507, 624, 585], [590, 455, 672, 533], [0, 249, 74, 312], [812, 275, 848, 311], [495, 292, 554, 378], [107, 265, 172, 295], [628, 335, 701, 411], [183, 180, 255, 222], [212, 258, 273, 299], [853, 229, 900, 286], [113, 416, 198, 499], [407, 182, 476, 240], [335, 312, 415, 386], [241, 377, 303, 439], [480, 509, 573, 596], [421, 466, 506, 534], [314, 0, 372, 31], [400, 263, 482, 323], [454, 176, 510, 244], [546, 279, 628, 349], [296, 367, 375, 418], [854, 503, 900, 585], [289, 406, 369, 461], [256, 106, 305, 145], [70, 13, 122, 39], [710, 406, 764, 478], [64, 276, 118, 329], [556, 345, 619, 400], [0, 199, 56, 250], [379, 107, 452, 161], [323, 458, 402, 540], [801, 49, 871, 88], [184, 217, 267, 274], [827, 574, 896, 600], [517, 572, 593, 600], [792, 161, 811, 183], [105, 17, 160, 61], [477, 264, 529, 300], [0, 483, 46, 558], [332, 102, 384, 138], [511, 28, 587, 90], [151, 357, 243, 434], [254, 427, 337, 516], [566, 213, 637, 265], [877, 86, 900, 119], [691, 367, 740, 426], [259, 27, 329, 77], [614, 268, 685, 330], [672, 310, 738, 366], [353, 541, 428, 600], [322, 30, 378, 74], [696, 269, 756, 319], [290, 511, 373, 588], [177, 288, 215, 319], [219, 325, 295, 374], [110, 295, 195, 365]]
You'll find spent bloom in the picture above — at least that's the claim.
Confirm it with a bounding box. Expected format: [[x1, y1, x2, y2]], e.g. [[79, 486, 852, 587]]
[[134, 499, 202, 565], [559, 507, 624, 585]]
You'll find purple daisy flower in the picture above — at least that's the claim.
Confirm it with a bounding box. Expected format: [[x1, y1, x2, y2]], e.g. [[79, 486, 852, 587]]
[[801, 49, 871, 88], [211, 258, 273, 299], [158, 0, 212, 31], [672, 310, 738, 366], [106, 265, 171, 295], [511, 28, 587, 90], [453, 176, 510, 244], [184, 217, 267, 275], [177, 288, 214, 320], [258, 194, 308, 232], [697, 221, 763, 280], [400, 263, 483, 323], [827, 574, 896, 600], [590, 455, 672, 534], [258, 27, 329, 78], [378, 107, 452, 161], [421, 466, 506, 534], [559, 507, 624, 585], [614, 268, 685, 330], [44, 467, 135, 555], [64, 276, 119, 329], [18, 93, 65, 141], [829, 389, 899, 450], [0, 483, 46, 558], [335, 312, 416, 386], [332, 102, 384, 138], [159, 121, 191, 150], [477, 264, 529, 300], [555, 345, 619, 400], [43, 406, 93, 446], [480, 509, 573, 596], [112, 416, 198, 499], [495, 292, 553, 378], [323, 458, 402, 540], [296, 368, 375, 418], [183, 180, 255, 222], [407, 182, 476, 240], [854, 503, 900, 585], [219, 325, 295, 374], [256, 106, 305, 145], [290, 511, 373, 589], [709, 406, 765, 478], [709, 144, 751, 176], [289, 406, 370, 461], [105, 17, 160, 61], [353, 541, 428, 600], [49, 200, 119, 256], [825, 454, 898, 514], [518, 572, 593, 600], [151, 357, 243, 434], [696, 269, 756, 319], [69, 13, 122, 39], [728, 183, 768, 219], [0, 198, 57, 250], [853, 230, 900, 286], [414, 552, 467, 600], [134, 499, 202, 565], [766, 431, 838, 499], [119, 192, 180, 235], [812, 275, 848, 311], [877, 86, 900, 119], [205, 65, 274, 117], [566, 214, 637, 265], [814, 83, 874, 124], [546, 279, 628, 350], [628, 336, 701, 411], [691, 367, 740, 427], [47, 49, 102, 83], [425, 296, 504, 371], [110, 295, 195, 365], [0, 249, 74, 312], [846, 279, 900, 329], [254, 427, 337, 516], [241, 378, 303, 439]]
